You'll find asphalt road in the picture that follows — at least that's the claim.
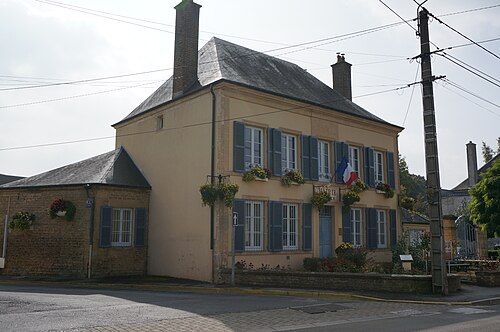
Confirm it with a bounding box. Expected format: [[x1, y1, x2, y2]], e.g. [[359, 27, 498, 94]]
[[1, 283, 499, 331]]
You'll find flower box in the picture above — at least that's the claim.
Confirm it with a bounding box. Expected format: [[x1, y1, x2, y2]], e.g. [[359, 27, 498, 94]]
[[254, 177, 268, 182], [56, 211, 67, 217]]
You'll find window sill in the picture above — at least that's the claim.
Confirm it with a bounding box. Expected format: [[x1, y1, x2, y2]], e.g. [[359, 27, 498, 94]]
[[254, 177, 268, 182]]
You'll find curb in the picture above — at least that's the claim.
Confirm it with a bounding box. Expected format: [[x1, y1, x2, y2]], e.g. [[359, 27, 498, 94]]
[[0, 279, 484, 306]]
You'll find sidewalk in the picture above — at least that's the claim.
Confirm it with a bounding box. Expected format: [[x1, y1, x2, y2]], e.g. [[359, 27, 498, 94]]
[[1, 275, 499, 306]]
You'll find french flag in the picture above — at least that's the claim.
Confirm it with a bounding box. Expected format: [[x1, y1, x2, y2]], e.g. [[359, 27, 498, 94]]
[[336, 157, 359, 187]]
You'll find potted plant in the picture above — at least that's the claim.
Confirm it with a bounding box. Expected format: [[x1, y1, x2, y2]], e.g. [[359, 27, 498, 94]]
[[48, 198, 76, 221], [342, 190, 360, 212], [242, 165, 271, 182], [376, 182, 395, 198], [400, 196, 415, 211], [199, 182, 239, 208], [351, 180, 369, 193], [311, 191, 332, 210], [9, 212, 35, 230], [281, 169, 305, 186]]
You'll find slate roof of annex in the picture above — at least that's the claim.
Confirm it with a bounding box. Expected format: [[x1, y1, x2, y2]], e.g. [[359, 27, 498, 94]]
[[116, 37, 400, 128], [0, 174, 24, 186], [453, 153, 500, 190], [0, 147, 150, 189]]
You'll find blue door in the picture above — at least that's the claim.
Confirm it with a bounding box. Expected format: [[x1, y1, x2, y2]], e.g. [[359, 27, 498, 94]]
[[319, 206, 332, 258]]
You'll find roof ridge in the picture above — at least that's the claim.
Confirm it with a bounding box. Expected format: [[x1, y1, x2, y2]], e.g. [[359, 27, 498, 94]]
[[99, 147, 122, 183]]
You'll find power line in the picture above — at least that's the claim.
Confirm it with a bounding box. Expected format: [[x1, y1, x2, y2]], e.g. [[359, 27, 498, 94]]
[[438, 53, 500, 88], [439, 4, 500, 17], [428, 12, 500, 62], [402, 65, 420, 126], [438, 81, 500, 118], [378, 0, 418, 33], [0, 81, 415, 152], [443, 79, 500, 110]]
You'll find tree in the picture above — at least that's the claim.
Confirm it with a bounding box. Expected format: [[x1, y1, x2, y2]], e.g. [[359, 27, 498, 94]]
[[469, 158, 500, 237], [481, 137, 500, 163], [399, 155, 428, 215]]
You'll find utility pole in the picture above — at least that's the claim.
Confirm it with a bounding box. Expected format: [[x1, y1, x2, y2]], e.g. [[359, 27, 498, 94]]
[[417, 7, 448, 295]]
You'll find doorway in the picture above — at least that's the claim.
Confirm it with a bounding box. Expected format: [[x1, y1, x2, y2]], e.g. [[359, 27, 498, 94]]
[[319, 206, 333, 258]]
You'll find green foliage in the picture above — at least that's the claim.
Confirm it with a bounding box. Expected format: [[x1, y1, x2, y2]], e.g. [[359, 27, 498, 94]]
[[351, 180, 369, 193], [400, 196, 415, 211], [376, 182, 394, 198], [482, 141, 494, 163], [341, 191, 360, 212], [9, 212, 35, 230], [242, 165, 271, 182], [303, 257, 321, 272], [281, 169, 305, 186], [488, 250, 499, 260], [399, 155, 428, 215], [199, 182, 240, 208], [310, 191, 332, 210], [469, 158, 500, 237], [391, 230, 431, 273]]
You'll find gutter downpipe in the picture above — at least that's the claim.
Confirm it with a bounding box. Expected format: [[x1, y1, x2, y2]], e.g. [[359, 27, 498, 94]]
[[210, 84, 216, 282], [2, 196, 11, 259], [85, 184, 95, 279]]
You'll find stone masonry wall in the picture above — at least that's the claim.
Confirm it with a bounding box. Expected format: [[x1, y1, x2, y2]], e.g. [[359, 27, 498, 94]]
[[0, 186, 150, 279]]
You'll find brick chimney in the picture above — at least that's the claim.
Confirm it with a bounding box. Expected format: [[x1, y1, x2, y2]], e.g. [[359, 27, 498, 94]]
[[172, 0, 201, 98], [466, 141, 479, 187], [331, 53, 352, 101]]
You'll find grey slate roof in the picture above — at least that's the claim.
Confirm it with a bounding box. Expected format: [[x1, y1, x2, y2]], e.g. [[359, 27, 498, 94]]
[[0, 147, 150, 189], [0, 174, 24, 185], [400, 208, 430, 225], [453, 153, 500, 190], [116, 37, 398, 128]]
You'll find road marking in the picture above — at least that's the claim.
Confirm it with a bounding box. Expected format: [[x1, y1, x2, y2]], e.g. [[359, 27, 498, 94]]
[[448, 307, 494, 315]]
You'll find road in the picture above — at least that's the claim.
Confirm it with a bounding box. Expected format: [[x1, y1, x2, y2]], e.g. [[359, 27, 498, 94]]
[[0, 283, 499, 331]]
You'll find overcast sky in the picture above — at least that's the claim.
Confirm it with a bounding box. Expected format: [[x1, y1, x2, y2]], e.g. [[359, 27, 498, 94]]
[[1, 0, 499, 189]]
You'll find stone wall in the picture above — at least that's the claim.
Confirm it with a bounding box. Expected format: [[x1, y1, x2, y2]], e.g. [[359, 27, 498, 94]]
[[0, 185, 149, 279], [476, 271, 500, 287], [219, 270, 461, 294]]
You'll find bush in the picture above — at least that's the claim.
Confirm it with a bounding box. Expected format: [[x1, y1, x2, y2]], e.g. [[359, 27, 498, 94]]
[[9, 212, 35, 230], [488, 250, 499, 260], [303, 257, 321, 272]]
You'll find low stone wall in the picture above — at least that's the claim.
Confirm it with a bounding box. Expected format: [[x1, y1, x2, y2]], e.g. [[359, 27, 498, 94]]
[[476, 271, 500, 287], [219, 270, 461, 294]]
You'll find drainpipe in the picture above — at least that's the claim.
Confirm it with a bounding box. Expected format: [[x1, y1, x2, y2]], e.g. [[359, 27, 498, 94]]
[[2, 196, 11, 259], [210, 84, 216, 282], [84, 184, 95, 279]]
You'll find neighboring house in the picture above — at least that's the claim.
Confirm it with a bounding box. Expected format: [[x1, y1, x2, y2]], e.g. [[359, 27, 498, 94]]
[[442, 141, 500, 216], [0, 174, 24, 185], [113, 0, 403, 282], [400, 207, 430, 245], [0, 148, 150, 278]]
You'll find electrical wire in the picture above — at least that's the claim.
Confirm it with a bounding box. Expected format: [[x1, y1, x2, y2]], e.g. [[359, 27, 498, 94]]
[[379, 0, 418, 33], [402, 65, 420, 126], [438, 82, 500, 118], [443, 79, 500, 110], [0, 81, 416, 151]]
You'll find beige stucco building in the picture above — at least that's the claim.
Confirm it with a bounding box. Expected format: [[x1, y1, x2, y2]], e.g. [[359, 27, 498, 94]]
[[112, 0, 404, 282]]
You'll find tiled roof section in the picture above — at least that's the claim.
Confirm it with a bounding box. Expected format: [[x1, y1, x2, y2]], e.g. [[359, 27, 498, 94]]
[[453, 153, 500, 190], [400, 208, 430, 225], [0, 174, 24, 185], [117, 37, 397, 127], [0, 148, 150, 189]]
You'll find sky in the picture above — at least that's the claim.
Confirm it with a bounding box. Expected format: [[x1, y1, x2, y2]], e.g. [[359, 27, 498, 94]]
[[0, 0, 499, 189]]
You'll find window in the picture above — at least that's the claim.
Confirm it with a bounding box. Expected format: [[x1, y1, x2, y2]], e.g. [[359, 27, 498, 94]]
[[244, 126, 263, 169], [156, 115, 164, 130], [245, 201, 263, 251], [112, 208, 133, 246], [348, 146, 360, 175], [377, 210, 387, 248], [374, 151, 384, 184], [281, 133, 297, 172], [318, 140, 331, 181], [409, 229, 425, 245], [350, 208, 362, 247], [282, 203, 298, 250]]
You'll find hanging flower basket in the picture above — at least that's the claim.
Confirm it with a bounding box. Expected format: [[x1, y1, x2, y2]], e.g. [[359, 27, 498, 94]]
[[375, 182, 394, 198], [281, 169, 305, 186], [400, 196, 415, 211], [342, 190, 360, 212], [242, 165, 271, 182], [48, 198, 76, 221], [311, 191, 332, 210], [9, 212, 35, 230], [350, 180, 369, 194], [199, 182, 240, 208]]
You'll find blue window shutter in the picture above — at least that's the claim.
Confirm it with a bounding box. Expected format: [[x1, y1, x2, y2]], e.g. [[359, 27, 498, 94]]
[[310, 137, 319, 181], [267, 128, 273, 174], [364, 147, 375, 187], [134, 208, 147, 247], [269, 201, 283, 252], [99, 206, 112, 247], [301, 135, 311, 180], [342, 209, 352, 243], [272, 129, 282, 176], [233, 199, 245, 252], [302, 203, 313, 251], [366, 208, 377, 249], [334, 141, 347, 184], [387, 152, 395, 189], [233, 122, 245, 172], [390, 209, 397, 247]]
